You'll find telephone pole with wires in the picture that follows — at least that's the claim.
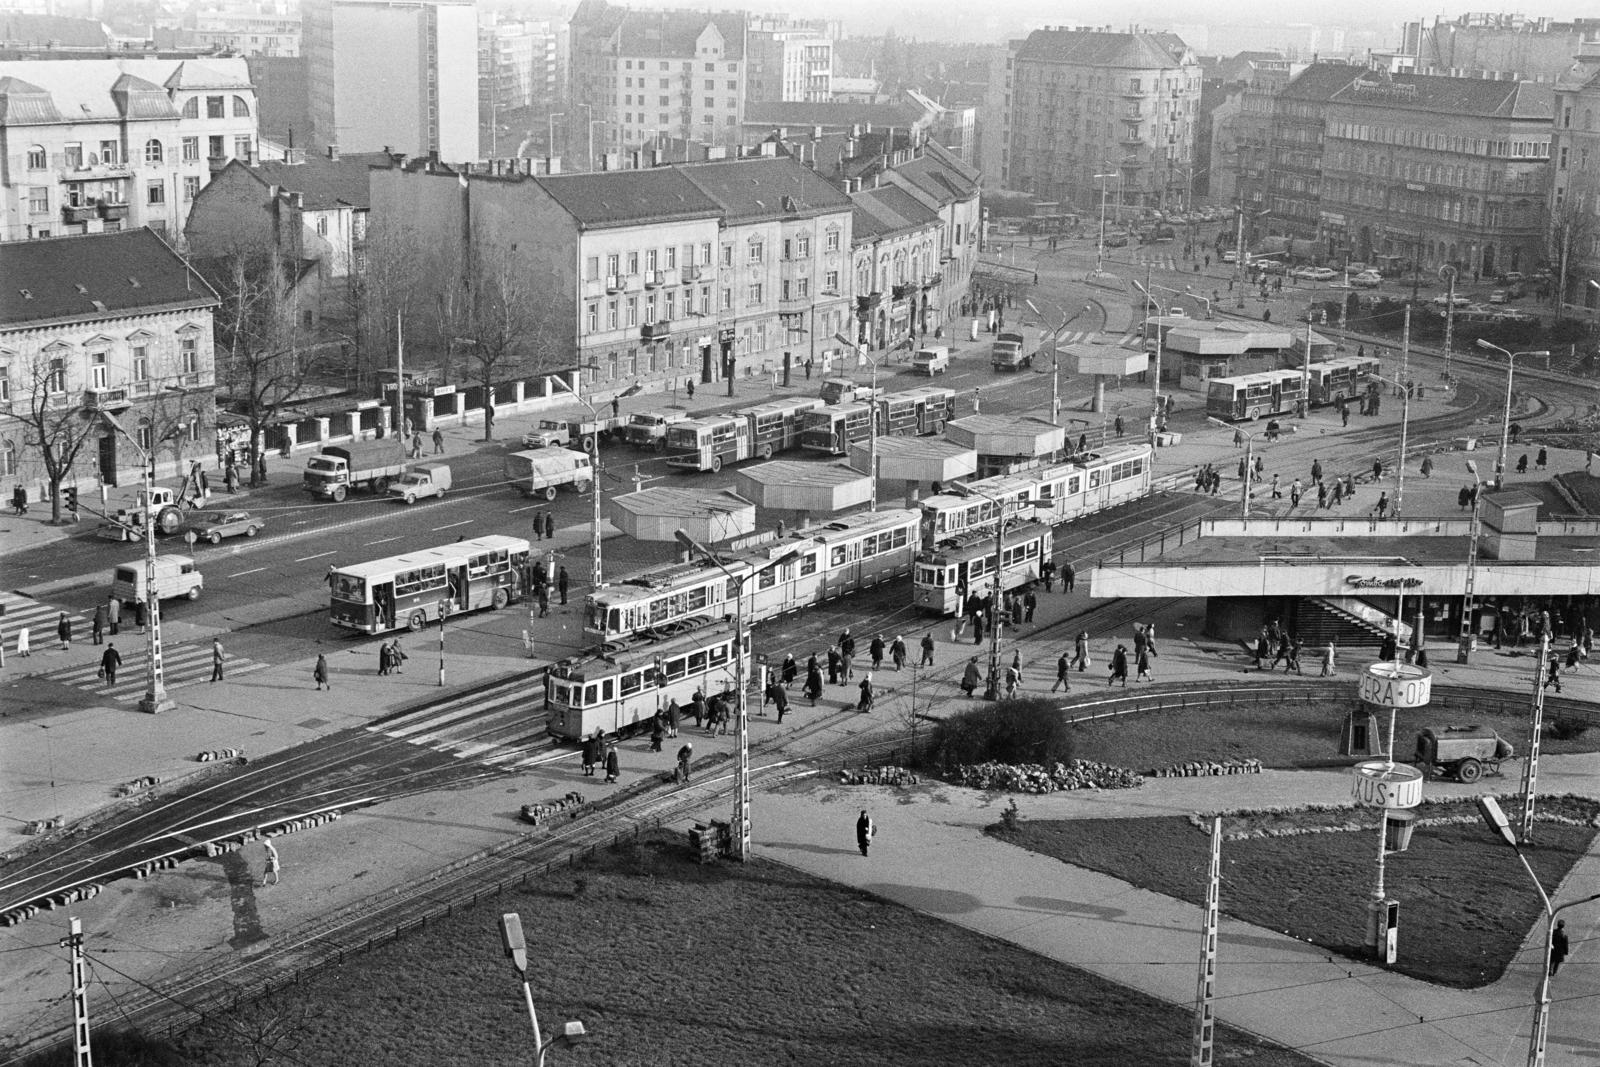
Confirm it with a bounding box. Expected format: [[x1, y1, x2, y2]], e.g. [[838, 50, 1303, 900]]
[[61, 916, 93, 1066]]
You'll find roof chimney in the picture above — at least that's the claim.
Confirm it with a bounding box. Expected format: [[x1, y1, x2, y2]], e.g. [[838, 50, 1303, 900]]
[[326, 144, 340, 162]]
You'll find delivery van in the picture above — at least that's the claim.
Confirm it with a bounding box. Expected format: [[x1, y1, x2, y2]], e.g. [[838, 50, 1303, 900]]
[[388, 462, 452, 504], [912, 346, 950, 375], [112, 554, 203, 604]]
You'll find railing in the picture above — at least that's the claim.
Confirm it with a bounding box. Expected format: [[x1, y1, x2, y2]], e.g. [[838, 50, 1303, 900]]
[[1094, 516, 1206, 567]]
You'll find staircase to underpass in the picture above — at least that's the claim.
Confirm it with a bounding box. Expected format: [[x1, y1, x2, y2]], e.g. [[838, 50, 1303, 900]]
[[1292, 596, 1413, 652]]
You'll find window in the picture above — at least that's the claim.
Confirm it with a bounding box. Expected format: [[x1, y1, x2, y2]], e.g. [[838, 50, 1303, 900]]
[[64, 143, 83, 169], [782, 239, 792, 260], [825, 269, 839, 293], [315, 215, 328, 237], [825, 229, 840, 252], [206, 95, 225, 118], [27, 144, 46, 169], [184, 176, 201, 201], [46, 358, 66, 394], [700, 286, 711, 314], [132, 345, 149, 381], [797, 234, 810, 257], [232, 95, 251, 117], [90, 351, 108, 389], [727, 80, 737, 90], [137, 421, 153, 453], [644, 293, 656, 324], [0, 439, 14, 478], [664, 290, 675, 320], [646, 248, 658, 272], [625, 297, 637, 327], [586, 256, 600, 280], [748, 282, 763, 305], [234, 135, 252, 159], [665, 246, 676, 269], [586, 302, 599, 333], [781, 280, 790, 302], [99, 140, 118, 164], [721, 287, 733, 311], [606, 299, 618, 329], [606, 253, 619, 278], [28, 187, 48, 214], [147, 180, 165, 205], [720, 244, 733, 267], [210, 135, 224, 159], [705, 97, 714, 109], [180, 336, 198, 375], [626, 251, 639, 275], [748, 241, 763, 263], [727, 98, 737, 110], [704, 79, 714, 90], [144, 139, 164, 164], [797, 277, 810, 299], [182, 136, 200, 162]]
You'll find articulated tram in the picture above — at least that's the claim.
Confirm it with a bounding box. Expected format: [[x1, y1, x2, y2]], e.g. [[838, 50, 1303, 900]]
[[912, 519, 1052, 615], [917, 444, 1153, 539]]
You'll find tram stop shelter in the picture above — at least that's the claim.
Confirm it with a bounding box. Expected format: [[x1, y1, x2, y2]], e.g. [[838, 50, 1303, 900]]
[[607, 487, 755, 543], [1155, 321, 1295, 390], [947, 415, 1064, 478], [846, 437, 977, 501], [1089, 505, 1600, 647], [733, 460, 872, 524]]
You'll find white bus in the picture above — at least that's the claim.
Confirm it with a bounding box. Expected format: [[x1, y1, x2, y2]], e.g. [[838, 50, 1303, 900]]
[[328, 534, 531, 634]]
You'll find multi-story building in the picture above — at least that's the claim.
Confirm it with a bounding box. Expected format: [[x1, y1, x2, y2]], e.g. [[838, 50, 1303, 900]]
[[1319, 71, 1553, 276], [1396, 14, 1600, 82], [567, 0, 747, 160], [1548, 40, 1600, 313], [1007, 27, 1202, 213], [303, 0, 479, 163], [1204, 56, 1300, 210], [1264, 63, 1361, 243], [849, 183, 942, 349], [978, 39, 1023, 190], [368, 152, 855, 396], [184, 0, 302, 57], [0, 228, 221, 497], [0, 57, 259, 241], [746, 15, 832, 104], [480, 16, 565, 122]]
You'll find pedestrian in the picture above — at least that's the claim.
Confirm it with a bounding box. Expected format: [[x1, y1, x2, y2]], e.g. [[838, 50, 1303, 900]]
[[1114, 414, 1124, 438], [107, 595, 121, 636], [1023, 589, 1037, 623], [379, 641, 393, 675], [1063, 562, 1076, 592], [92, 602, 107, 645], [1517, 454, 1529, 475], [1053, 651, 1070, 692], [869, 634, 885, 670], [649, 716, 665, 752], [826, 645, 841, 685], [961, 657, 982, 697], [57, 612, 71, 650], [1010, 595, 1024, 627], [99, 643, 122, 686], [1375, 492, 1389, 519], [1332, 479, 1344, 506], [857, 673, 874, 712], [1234, 428, 1245, 449], [1317, 481, 1328, 508], [1550, 920, 1569, 975], [769, 682, 789, 723], [388, 638, 406, 673], [224, 464, 240, 493], [780, 652, 798, 688], [691, 688, 707, 728], [543, 512, 555, 540], [16, 625, 29, 657], [1537, 446, 1548, 471], [840, 630, 856, 680], [1270, 473, 1282, 499], [1372, 458, 1383, 483], [1311, 458, 1323, 484], [676, 743, 694, 784], [538, 584, 550, 618], [1546, 652, 1563, 693], [919, 633, 935, 666], [686, 379, 696, 399], [410, 433, 423, 459], [1285, 638, 1303, 675], [557, 566, 570, 605], [1135, 645, 1153, 682], [135, 599, 148, 632], [314, 652, 330, 690], [603, 743, 620, 784], [1343, 474, 1355, 500], [856, 810, 875, 857], [1004, 663, 1020, 698], [1420, 456, 1433, 479], [432, 428, 445, 454], [804, 661, 823, 705], [1072, 630, 1090, 672], [1041, 558, 1056, 591], [666, 698, 681, 737], [260, 838, 280, 886], [1254, 632, 1270, 670], [582, 730, 602, 776], [890, 636, 907, 671], [210, 636, 225, 682], [1342, 406, 1351, 428], [1109, 644, 1129, 687]]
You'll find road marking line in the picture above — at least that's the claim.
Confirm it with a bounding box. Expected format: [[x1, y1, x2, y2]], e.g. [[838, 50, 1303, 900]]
[[509, 504, 540, 513], [228, 567, 266, 578], [291, 520, 308, 526], [295, 551, 336, 562], [432, 520, 474, 531], [370, 536, 400, 545]]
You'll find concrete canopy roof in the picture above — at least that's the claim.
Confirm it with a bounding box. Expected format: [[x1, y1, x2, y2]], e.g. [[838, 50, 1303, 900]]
[[606, 488, 755, 543], [847, 437, 976, 483], [946, 415, 1065, 457], [733, 460, 872, 513]]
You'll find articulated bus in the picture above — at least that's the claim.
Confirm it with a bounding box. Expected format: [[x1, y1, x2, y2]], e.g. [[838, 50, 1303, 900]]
[[882, 386, 956, 436], [328, 535, 531, 634], [546, 625, 750, 741], [800, 402, 876, 455], [912, 519, 1051, 615], [1306, 356, 1379, 407], [664, 415, 753, 473], [735, 396, 823, 460], [918, 444, 1153, 539], [1204, 369, 1305, 422], [582, 508, 920, 643]]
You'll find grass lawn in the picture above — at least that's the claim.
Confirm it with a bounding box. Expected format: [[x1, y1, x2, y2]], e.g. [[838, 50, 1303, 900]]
[[991, 797, 1600, 988], [1064, 698, 1600, 773], [162, 831, 1323, 1067]]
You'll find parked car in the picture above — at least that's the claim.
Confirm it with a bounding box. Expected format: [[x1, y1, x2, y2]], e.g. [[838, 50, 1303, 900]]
[[912, 346, 951, 375], [1351, 270, 1383, 288], [1256, 260, 1287, 275], [1220, 249, 1239, 263], [1493, 308, 1534, 323], [1488, 290, 1508, 304], [1103, 232, 1129, 248], [184, 510, 264, 544], [1293, 266, 1337, 282], [1499, 271, 1525, 284], [521, 419, 572, 449], [1431, 294, 1472, 308]]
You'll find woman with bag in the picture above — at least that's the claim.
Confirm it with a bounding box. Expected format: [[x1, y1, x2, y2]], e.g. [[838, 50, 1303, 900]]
[[960, 657, 982, 697], [1071, 631, 1091, 672]]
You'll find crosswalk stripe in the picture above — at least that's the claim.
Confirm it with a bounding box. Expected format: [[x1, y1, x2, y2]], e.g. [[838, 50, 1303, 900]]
[[367, 684, 552, 767], [29, 641, 270, 699], [0, 591, 93, 647]]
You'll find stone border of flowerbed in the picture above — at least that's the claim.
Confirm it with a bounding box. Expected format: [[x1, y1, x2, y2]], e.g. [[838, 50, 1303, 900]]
[[1187, 793, 1600, 841]]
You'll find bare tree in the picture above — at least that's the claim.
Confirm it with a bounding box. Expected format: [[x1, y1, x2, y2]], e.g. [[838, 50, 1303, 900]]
[[455, 243, 557, 441], [222, 991, 326, 1067], [345, 219, 425, 392], [1549, 173, 1599, 320], [12, 351, 102, 524], [207, 248, 322, 487]]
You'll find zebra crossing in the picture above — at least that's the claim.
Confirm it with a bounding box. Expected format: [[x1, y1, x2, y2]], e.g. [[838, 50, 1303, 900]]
[[26, 637, 269, 701], [0, 591, 93, 657], [1127, 251, 1183, 272], [365, 677, 555, 769]]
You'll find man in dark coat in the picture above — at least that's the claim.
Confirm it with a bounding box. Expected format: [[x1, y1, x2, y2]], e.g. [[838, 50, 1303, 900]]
[[100, 643, 122, 686], [856, 810, 875, 857], [1550, 920, 1570, 975], [557, 566, 570, 605], [581, 731, 602, 776]]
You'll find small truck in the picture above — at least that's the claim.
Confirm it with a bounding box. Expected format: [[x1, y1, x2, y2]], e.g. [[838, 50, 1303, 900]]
[[991, 331, 1031, 371], [504, 449, 593, 500], [303, 441, 410, 502], [623, 410, 690, 451], [387, 462, 452, 504], [1413, 727, 1514, 783]]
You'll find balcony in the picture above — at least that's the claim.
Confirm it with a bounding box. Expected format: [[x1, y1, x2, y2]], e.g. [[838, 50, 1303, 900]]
[[641, 320, 671, 340], [97, 201, 129, 221], [605, 275, 622, 293], [891, 283, 916, 301], [643, 270, 662, 289], [682, 264, 701, 282], [1121, 135, 1144, 147], [60, 160, 131, 181], [82, 387, 130, 412], [922, 272, 943, 289], [62, 203, 97, 224]]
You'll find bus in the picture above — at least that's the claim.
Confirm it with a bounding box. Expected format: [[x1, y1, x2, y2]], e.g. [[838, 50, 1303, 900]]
[[665, 415, 753, 472], [912, 519, 1051, 615], [881, 386, 956, 436], [582, 508, 920, 642], [328, 535, 531, 634], [917, 444, 1153, 539], [546, 625, 750, 741], [735, 396, 823, 460], [800, 402, 875, 455], [1306, 356, 1378, 407], [1204, 369, 1304, 421]]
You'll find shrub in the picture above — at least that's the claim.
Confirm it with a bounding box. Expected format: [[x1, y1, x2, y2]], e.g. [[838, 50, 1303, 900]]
[[1546, 716, 1592, 741], [927, 697, 1075, 770], [998, 798, 1022, 833]]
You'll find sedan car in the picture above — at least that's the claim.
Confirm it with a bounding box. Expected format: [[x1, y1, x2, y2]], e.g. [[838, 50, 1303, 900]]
[[185, 510, 265, 544], [1488, 290, 1508, 304], [1431, 294, 1473, 308], [1220, 249, 1239, 263], [1351, 270, 1383, 288], [1493, 308, 1534, 323], [1296, 267, 1337, 282]]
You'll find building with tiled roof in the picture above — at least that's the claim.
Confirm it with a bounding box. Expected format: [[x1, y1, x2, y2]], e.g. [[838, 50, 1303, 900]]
[[1319, 70, 1554, 277], [0, 56, 258, 241], [849, 183, 942, 349], [1008, 27, 1201, 213], [0, 13, 112, 52], [1548, 41, 1600, 315], [1, 228, 221, 497], [1263, 62, 1363, 243]]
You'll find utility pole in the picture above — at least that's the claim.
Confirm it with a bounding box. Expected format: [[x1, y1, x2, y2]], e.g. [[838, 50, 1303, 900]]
[[62, 917, 92, 1067]]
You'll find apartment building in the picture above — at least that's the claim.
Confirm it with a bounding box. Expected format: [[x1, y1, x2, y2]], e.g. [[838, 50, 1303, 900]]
[[185, 0, 302, 57], [303, 0, 479, 163], [746, 15, 833, 104], [0, 57, 259, 241], [1264, 62, 1362, 242], [0, 228, 221, 497], [1549, 41, 1600, 313], [978, 39, 1023, 190], [1204, 57, 1300, 210], [1319, 71, 1553, 276], [849, 183, 942, 349], [1007, 26, 1202, 213], [480, 15, 565, 120]]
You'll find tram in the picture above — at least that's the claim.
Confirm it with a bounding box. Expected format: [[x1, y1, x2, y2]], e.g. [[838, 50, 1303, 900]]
[[918, 444, 1153, 539], [912, 519, 1052, 615]]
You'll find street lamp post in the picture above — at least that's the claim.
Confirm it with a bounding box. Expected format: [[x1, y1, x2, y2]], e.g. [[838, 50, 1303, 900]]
[[1369, 372, 1411, 519], [1456, 460, 1486, 664], [436, 599, 449, 687], [1094, 172, 1117, 275], [1476, 341, 1551, 490], [1024, 301, 1091, 426], [551, 376, 639, 593], [95, 411, 172, 714], [499, 912, 588, 1066], [672, 532, 799, 861], [547, 112, 563, 160], [1475, 796, 1600, 1067], [1208, 416, 1260, 527], [961, 485, 1013, 701]]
